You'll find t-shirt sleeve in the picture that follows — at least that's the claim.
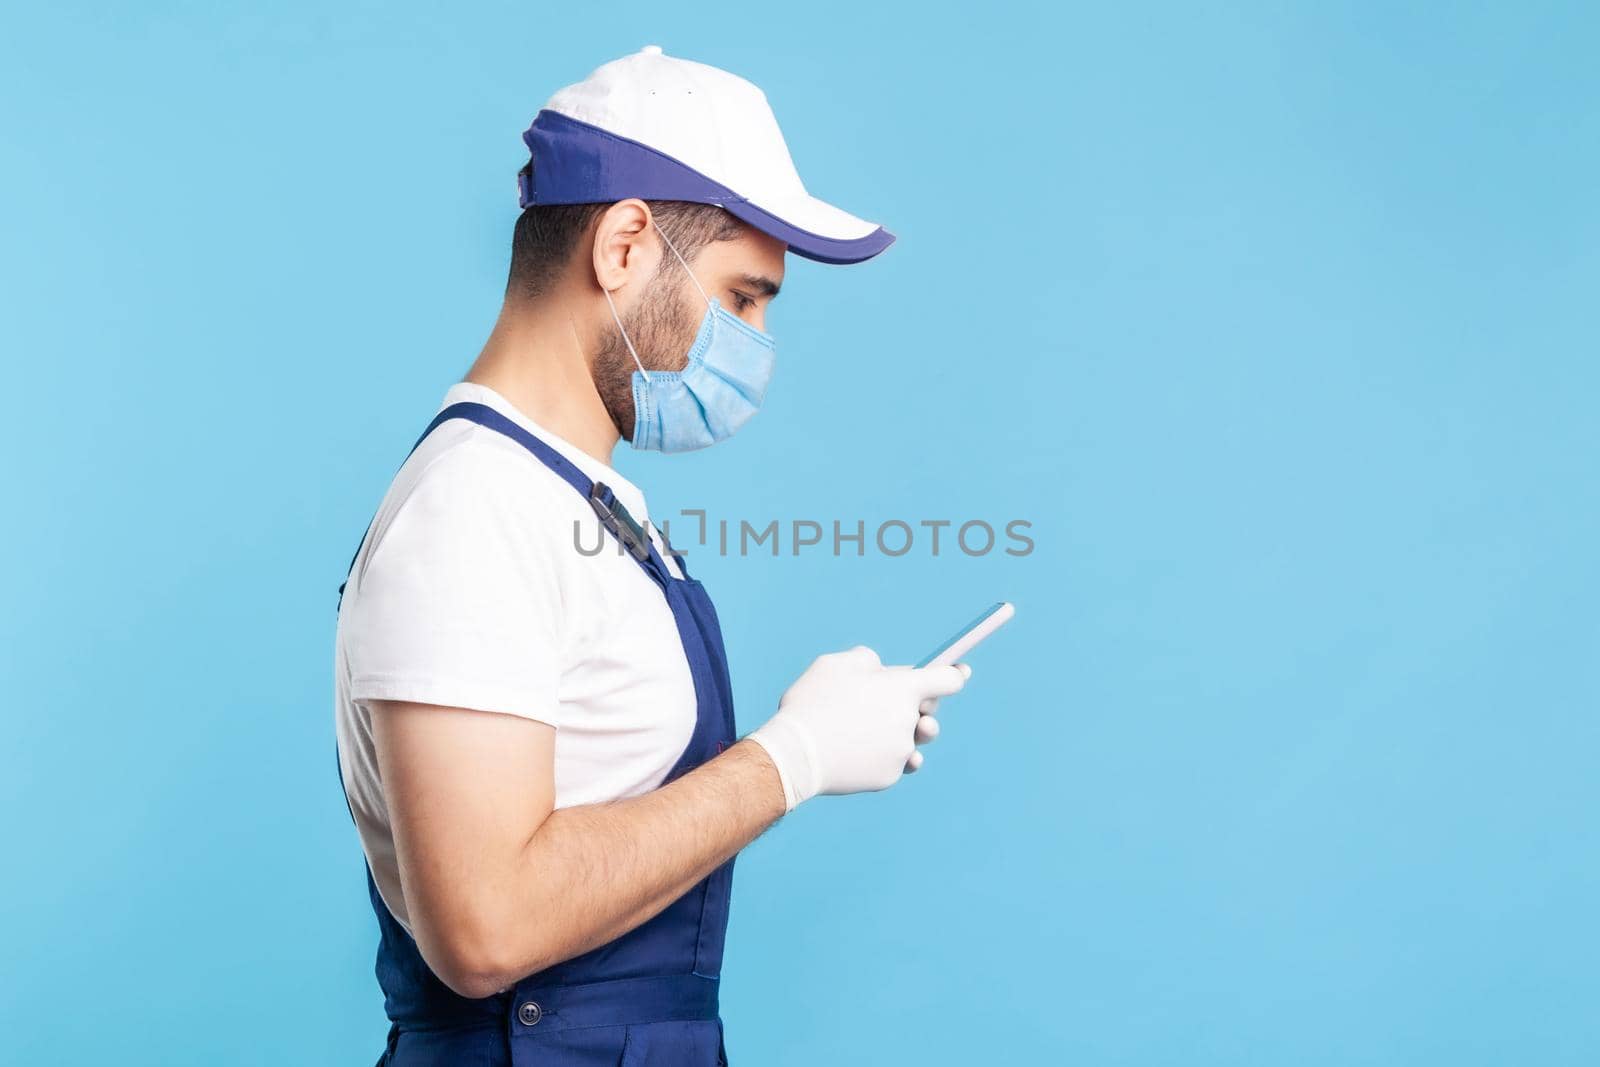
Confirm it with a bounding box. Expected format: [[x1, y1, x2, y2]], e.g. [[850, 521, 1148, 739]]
[[344, 440, 568, 727]]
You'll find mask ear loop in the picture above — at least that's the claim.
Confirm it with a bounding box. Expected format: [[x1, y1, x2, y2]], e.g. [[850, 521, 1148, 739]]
[[601, 286, 649, 376], [653, 219, 712, 306], [602, 215, 712, 377]]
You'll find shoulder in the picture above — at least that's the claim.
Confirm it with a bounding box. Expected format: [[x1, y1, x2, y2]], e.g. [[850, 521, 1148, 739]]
[[412, 422, 576, 494], [356, 424, 597, 585], [394, 424, 591, 526]]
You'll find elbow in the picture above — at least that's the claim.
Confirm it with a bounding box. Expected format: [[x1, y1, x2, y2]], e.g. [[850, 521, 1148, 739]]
[[424, 925, 519, 1000], [418, 906, 557, 1000], [426, 943, 517, 1000], [432, 969, 499, 1001], [434, 963, 513, 1002]]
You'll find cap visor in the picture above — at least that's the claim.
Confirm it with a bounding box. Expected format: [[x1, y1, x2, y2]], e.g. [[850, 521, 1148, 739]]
[[723, 194, 895, 265]]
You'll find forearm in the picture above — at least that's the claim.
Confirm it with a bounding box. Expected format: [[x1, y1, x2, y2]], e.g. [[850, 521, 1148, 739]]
[[389, 648, 966, 998], [491, 739, 785, 986]]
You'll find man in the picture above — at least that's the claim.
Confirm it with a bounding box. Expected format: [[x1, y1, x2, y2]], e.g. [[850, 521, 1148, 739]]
[[333, 46, 971, 1065]]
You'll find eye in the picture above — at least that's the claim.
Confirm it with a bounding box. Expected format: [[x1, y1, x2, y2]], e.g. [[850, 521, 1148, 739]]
[[729, 290, 756, 313]]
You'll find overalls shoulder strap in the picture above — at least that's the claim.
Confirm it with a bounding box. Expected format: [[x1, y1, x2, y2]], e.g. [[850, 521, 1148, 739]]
[[337, 401, 681, 609]]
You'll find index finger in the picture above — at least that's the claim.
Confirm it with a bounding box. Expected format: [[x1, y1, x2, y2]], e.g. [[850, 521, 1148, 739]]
[[911, 662, 970, 699]]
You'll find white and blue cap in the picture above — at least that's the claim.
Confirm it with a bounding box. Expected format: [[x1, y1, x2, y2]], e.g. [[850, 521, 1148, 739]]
[[517, 46, 894, 265]]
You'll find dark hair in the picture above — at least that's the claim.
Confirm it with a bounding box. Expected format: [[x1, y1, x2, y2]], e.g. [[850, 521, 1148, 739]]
[[506, 200, 743, 303]]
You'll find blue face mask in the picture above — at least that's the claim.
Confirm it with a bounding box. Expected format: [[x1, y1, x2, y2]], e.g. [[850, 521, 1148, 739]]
[[602, 223, 777, 453]]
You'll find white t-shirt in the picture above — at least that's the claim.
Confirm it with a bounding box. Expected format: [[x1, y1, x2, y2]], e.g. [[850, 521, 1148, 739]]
[[333, 381, 694, 934]]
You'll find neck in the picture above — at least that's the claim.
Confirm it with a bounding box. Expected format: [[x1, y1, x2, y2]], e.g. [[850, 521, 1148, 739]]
[[464, 295, 621, 466]]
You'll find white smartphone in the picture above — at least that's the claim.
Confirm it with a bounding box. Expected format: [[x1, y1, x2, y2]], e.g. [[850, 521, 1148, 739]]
[[916, 601, 1015, 668]]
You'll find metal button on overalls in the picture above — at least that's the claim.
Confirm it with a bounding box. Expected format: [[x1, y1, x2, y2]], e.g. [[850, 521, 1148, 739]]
[[337, 401, 738, 1067]]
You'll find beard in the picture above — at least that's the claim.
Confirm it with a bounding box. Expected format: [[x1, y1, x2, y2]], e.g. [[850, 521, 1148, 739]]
[[592, 270, 700, 442]]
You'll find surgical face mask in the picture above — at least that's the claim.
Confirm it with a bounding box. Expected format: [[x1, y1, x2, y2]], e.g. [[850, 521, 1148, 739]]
[[602, 223, 777, 453]]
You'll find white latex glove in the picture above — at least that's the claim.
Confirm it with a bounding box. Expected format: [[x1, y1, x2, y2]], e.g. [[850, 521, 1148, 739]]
[[904, 665, 969, 773], [746, 646, 971, 813]]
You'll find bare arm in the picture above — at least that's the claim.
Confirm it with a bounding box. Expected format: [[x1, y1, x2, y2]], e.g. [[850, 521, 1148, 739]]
[[371, 699, 785, 999]]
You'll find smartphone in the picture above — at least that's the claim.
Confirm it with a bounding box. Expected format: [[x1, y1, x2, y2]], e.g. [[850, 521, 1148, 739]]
[[916, 601, 1015, 668]]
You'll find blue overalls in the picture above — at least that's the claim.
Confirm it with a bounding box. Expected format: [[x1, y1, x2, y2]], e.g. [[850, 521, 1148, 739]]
[[337, 401, 738, 1066]]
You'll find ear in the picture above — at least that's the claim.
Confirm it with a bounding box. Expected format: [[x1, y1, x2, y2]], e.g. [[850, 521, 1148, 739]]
[[591, 199, 660, 297]]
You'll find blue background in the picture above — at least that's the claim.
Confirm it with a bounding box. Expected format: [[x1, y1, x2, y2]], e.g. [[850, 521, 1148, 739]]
[[3, 2, 1596, 1063]]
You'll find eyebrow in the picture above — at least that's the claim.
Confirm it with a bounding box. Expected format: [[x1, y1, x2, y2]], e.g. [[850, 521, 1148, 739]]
[[734, 273, 781, 299]]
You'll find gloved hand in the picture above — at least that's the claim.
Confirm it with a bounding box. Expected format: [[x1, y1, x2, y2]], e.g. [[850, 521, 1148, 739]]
[[746, 646, 971, 813]]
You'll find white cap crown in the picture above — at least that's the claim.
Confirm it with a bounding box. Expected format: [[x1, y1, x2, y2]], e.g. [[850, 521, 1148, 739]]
[[519, 46, 893, 264]]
